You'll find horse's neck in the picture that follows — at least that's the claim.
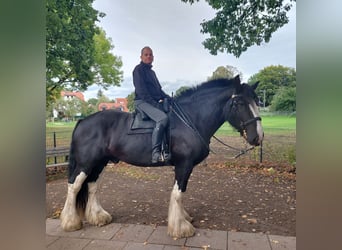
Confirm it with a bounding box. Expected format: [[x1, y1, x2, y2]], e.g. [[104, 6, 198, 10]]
[[180, 93, 230, 141]]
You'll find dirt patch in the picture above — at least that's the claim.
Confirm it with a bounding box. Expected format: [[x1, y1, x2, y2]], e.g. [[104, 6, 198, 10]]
[[46, 136, 296, 236]]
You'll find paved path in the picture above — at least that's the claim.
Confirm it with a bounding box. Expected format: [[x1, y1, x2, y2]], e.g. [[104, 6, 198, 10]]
[[46, 218, 295, 250]]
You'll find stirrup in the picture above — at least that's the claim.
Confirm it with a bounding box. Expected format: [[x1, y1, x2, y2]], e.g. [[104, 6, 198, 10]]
[[163, 151, 171, 162], [152, 151, 163, 163]]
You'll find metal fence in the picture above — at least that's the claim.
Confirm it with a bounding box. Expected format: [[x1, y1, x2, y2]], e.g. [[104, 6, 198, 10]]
[[46, 129, 73, 148], [46, 129, 73, 165]]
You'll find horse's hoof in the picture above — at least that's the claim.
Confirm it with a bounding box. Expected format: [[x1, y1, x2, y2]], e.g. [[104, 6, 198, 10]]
[[167, 220, 196, 238], [60, 218, 82, 231], [86, 210, 112, 227]]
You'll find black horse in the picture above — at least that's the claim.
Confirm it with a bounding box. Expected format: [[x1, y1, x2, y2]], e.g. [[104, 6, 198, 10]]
[[60, 75, 264, 238]]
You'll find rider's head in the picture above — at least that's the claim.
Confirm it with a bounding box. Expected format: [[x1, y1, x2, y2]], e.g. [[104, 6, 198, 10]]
[[140, 46, 154, 65]]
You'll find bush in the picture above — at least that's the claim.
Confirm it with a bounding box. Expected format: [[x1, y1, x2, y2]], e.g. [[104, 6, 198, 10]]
[[270, 87, 296, 112]]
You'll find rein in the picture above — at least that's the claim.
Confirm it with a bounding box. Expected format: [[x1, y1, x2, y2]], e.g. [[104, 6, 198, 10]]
[[212, 135, 255, 159], [172, 101, 213, 153]]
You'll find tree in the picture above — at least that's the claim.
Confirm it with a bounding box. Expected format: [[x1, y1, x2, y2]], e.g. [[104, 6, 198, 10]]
[[126, 92, 135, 112], [270, 87, 296, 112], [181, 0, 296, 57], [207, 65, 242, 81], [54, 97, 83, 121], [81, 98, 98, 116], [248, 65, 296, 107], [46, 0, 123, 106], [46, 0, 99, 103], [175, 86, 191, 97], [93, 28, 123, 89], [96, 89, 111, 107], [87, 97, 98, 107]]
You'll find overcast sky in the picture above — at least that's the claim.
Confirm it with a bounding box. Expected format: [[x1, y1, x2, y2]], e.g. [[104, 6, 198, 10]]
[[84, 0, 296, 100]]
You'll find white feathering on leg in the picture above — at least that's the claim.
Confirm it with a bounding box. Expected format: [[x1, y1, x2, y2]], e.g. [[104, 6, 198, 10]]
[[60, 172, 87, 231], [85, 181, 112, 226], [167, 182, 195, 238]]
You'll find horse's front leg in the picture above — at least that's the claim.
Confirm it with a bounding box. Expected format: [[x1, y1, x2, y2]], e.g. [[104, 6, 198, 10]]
[[168, 181, 195, 238]]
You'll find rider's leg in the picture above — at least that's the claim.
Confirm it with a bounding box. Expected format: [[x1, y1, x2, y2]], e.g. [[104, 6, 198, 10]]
[[134, 101, 169, 163]]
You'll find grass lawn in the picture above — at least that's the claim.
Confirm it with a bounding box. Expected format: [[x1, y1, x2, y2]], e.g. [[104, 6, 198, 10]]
[[215, 114, 296, 136], [46, 114, 296, 142], [46, 114, 296, 165]]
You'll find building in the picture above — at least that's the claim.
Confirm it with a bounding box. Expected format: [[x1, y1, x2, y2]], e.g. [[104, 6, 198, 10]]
[[52, 91, 86, 120], [98, 98, 129, 112], [60, 91, 85, 102]]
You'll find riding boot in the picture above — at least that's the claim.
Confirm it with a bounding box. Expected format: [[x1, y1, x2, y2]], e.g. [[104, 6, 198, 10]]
[[151, 122, 165, 163]]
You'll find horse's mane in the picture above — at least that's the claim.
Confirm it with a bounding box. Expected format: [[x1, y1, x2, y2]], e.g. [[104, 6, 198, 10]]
[[174, 78, 233, 102]]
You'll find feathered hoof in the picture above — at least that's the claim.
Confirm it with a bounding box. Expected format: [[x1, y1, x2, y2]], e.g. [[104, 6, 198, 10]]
[[167, 220, 196, 239], [86, 210, 112, 227], [60, 215, 82, 232]]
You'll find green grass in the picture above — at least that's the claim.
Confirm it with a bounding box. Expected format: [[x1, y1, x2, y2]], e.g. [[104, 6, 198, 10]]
[[215, 114, 296, 136], [46, 121, 77, 129], [46, 114, 296, 165], [46, 114, 296, 145]]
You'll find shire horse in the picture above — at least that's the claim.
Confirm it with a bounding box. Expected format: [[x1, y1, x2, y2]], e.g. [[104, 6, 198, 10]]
[[60, 75, 264, 238]]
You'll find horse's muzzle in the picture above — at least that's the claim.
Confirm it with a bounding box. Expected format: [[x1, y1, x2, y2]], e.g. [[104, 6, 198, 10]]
[[252, 136, 261, 146], [252, 132, 264, 146]]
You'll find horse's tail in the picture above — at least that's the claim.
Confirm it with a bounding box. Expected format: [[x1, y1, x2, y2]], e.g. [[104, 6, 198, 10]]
[[68, 119, 88, 214]]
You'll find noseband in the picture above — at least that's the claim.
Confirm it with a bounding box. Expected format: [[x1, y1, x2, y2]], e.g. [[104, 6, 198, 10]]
[[241, 116, 262, 128]]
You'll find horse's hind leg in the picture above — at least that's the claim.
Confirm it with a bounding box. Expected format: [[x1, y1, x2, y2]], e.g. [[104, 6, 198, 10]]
[[85, 178, 112, 226], [60, 172, 87, 231]]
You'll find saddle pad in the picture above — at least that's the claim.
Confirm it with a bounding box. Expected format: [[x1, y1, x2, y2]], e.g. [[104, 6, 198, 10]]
[[128, 112, 155, 134]]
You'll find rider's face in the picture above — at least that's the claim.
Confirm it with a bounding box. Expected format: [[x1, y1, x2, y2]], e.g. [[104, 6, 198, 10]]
[[140, 48, 154, 64]]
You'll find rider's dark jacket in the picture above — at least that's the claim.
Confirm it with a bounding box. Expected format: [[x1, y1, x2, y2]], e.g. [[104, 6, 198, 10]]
[[133, 62, 168, 107]]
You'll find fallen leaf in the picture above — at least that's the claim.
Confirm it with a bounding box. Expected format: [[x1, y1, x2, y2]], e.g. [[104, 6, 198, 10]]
[[247, 218, 257, 224]]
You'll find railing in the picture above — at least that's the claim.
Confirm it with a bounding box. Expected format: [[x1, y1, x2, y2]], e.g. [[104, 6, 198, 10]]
[[46, 130, 72, 167]]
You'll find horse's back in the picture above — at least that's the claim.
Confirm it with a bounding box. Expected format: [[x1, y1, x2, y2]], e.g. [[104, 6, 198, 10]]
[[74, 110, 132, 133], [71, 110, 132, 152]]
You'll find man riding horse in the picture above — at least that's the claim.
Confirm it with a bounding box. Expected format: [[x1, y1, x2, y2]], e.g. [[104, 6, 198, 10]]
[[132, 46, 171, 163]]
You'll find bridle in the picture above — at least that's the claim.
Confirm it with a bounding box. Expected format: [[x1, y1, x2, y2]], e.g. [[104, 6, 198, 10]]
[[230, 94, 262, 134], [241, 116, 262, 130], [211, 94, 262, 158], [171, 94, 262, 158]]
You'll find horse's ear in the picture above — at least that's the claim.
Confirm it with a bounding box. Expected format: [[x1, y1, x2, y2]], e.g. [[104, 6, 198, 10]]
[[233, 75, 241, 83], [233, 75, 242, 93], [252, 81, 260, 90]]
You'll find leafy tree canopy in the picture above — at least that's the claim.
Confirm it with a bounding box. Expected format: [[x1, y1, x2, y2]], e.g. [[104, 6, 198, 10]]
[[175, 86, 191, 97], [181, 0, 296, 57], [46, 0, 123, 106], [270, 87, 296, 112], [207, 65, 242, 81], [248, 65, 296, 107], [126, 92, 135, 112]]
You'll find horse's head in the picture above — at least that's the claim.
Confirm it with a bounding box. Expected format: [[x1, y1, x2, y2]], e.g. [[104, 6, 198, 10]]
[[225, 79, 264, 146]]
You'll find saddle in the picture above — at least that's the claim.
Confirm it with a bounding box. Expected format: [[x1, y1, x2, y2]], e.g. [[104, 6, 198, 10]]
[[129, 98, 171, 134], [129, 109, 155, 132]]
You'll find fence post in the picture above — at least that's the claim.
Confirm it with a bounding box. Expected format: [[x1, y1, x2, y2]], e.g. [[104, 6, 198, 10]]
[[53, 132, 57, 164]]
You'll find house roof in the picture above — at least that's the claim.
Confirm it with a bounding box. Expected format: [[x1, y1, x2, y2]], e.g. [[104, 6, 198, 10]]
[[61, 91, 85, 101], [98, 98, 129, 112]]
